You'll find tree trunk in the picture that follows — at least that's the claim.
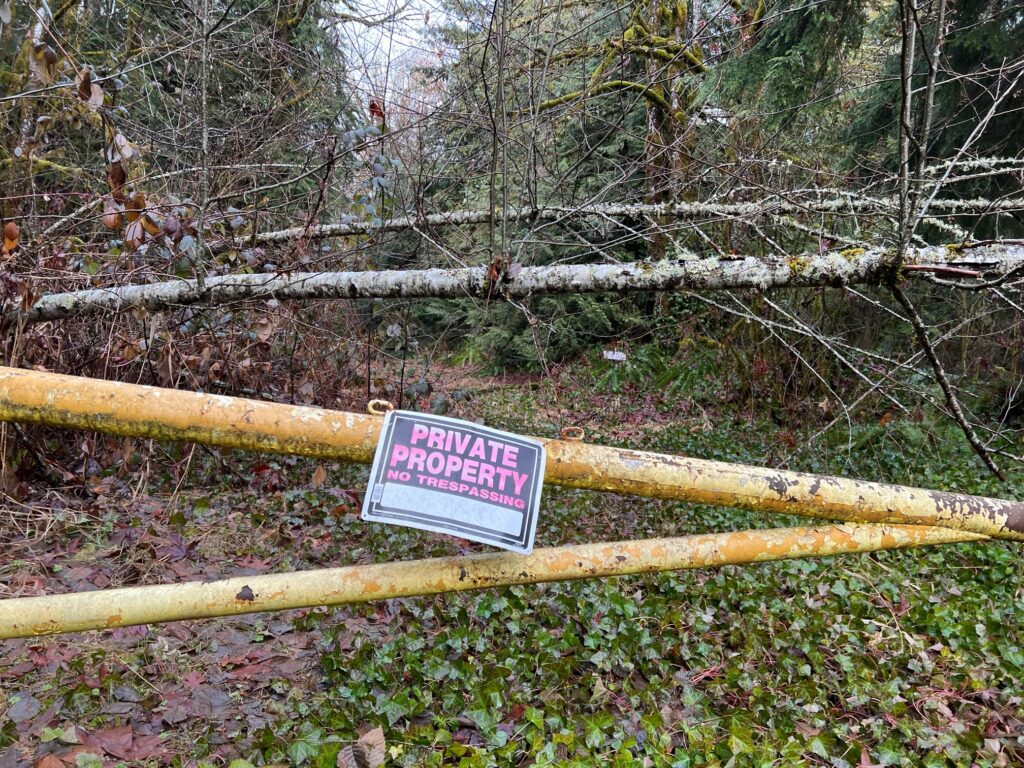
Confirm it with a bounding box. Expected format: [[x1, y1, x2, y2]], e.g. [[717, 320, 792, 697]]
[[9, 243, 1022, 325]]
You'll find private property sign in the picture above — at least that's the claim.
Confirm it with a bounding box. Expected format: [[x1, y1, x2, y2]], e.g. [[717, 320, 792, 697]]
[[361, 411, 545, 554]]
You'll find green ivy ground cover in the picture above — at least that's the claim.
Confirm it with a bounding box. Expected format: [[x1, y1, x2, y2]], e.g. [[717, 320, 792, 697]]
[[2, 382, 1023, 767]]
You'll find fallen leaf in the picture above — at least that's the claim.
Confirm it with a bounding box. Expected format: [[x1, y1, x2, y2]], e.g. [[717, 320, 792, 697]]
[[81, 725, 132, 759], [190, 686, 233, 719], [358, 727, 386, 768], [112, 685, 141, 703], [7, 693, 41, 723], [127, 733, 165, 761], [336, 745, 369, 768], [794, 720, 820, 738], [311, 464, 327, 488]]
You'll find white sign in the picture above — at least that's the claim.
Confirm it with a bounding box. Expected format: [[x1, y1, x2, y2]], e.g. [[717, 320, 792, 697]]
[[361, 411, 545, 554]]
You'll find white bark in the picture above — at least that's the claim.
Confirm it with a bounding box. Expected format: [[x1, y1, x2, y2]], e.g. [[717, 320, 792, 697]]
[[10, 244, 1024, 325], [243, 197, 1024, 246]]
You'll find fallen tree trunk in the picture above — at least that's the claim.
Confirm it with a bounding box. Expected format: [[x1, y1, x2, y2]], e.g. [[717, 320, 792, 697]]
[[246, 196, 1024, 245], [11, 243, 1024, 325]]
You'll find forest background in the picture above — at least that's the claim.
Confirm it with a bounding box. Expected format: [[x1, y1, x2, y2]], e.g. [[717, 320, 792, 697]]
[[3, 0, 1024, 764]]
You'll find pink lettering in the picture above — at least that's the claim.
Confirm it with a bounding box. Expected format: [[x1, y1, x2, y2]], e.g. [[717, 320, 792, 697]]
[[502, 445, 519, 468], [477, 462, 495, 487], [426, 452, 445, 474], [410, 424, 429, 445], [408, 447, 427, 471], [445, 454, 463, 477], [494, 466, 513, 491], [468, 437, 485, 460], [390, 444, 409, 466], [427, 427, 446, 449]]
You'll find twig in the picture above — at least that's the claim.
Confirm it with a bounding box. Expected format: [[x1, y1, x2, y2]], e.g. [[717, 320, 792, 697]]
[[902, 265, 980, 277], [889, 283, 1005, 480]]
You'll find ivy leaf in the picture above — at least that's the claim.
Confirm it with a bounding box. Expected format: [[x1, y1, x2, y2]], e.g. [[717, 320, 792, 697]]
[[287, 728, 324, 765], [808, 736, 830, 759]]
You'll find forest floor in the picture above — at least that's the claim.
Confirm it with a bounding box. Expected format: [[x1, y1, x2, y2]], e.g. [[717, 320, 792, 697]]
[[2, 362, 1024, 768]]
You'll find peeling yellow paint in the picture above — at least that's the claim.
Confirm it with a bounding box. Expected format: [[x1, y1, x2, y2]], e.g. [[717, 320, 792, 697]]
[[9, 366, 1003, 540], [0, 524, 983, 639], [0, 361, 1022, 636], [541, 440, 1024, 540]]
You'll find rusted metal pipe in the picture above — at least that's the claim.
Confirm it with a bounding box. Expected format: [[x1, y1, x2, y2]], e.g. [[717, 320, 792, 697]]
[[0, 366, 1022, 539], [0, 524, 984, 639]]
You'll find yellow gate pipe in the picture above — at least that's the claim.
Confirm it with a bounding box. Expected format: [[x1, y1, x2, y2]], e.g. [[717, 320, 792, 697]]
[[0, 524, 984, 639], [0, 366, 1022, 540]]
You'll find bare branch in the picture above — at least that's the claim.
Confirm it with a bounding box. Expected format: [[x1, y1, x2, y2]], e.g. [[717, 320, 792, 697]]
[[890, 283, 1005, 480]]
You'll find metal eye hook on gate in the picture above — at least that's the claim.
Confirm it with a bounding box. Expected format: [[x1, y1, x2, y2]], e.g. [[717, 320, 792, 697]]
[[367, 399, 395, 416], [560, 426, 585, 442]]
